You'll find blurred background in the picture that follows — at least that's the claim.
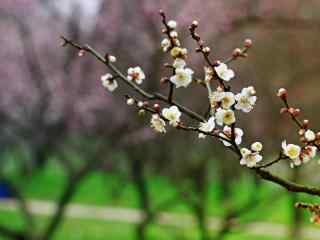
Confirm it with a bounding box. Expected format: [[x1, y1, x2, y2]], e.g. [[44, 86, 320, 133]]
[[0, 0, 320, 239]]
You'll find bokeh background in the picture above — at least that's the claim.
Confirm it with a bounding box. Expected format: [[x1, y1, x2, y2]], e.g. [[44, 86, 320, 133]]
[[1, 0, 320, 239]]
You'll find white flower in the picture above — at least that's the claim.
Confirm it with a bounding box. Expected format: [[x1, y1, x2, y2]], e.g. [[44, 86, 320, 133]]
[[108, 55, 117, 63], [170, 47, 187, 58], [214, 63, 235, 81], [215, 108, 236, 126], [161, 38, 171, 52], [173, 58, 186, 69], [240, 148, 263, 168], [127, 67, 145, 84], [301, 146, 317, 163], [251, 142, 263, 152], [305, 130, 316, 142], [162, 106, 181, 126], [167, 20, 177, 29], [209, 90, 224, 108], [150, 114, 166, 133], [198, 117, 215, 139], [170, 68, 194, 88], [101, 73, 118, 92], [219, 126, 243, 146], [282, 141, 301, 160], [221, 92, 235, 109], [235, 87, 257, 113]]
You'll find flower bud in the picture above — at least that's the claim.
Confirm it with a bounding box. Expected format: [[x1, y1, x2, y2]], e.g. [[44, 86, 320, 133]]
[[78, 49, 85, 57], [137, 101, 144, 108], [203, 47, 211, 53], [288, 107, 295, 114], [298, 129, 305, 136], [280, 107, 288, 114], [153, 103, 160, 112], [108, 55, 117, 63], [160, 77, 169, 84], [244, 38, 253, 48], [292, 108, 301, 117], [192, 20, 199, 27], [167, 20, 177, 29], [232, 48, 242, 58], [126, 98, 135, 106], [302, 119, 309, 129], [316, 132, 320, 140], [277, 88, 288, 99]]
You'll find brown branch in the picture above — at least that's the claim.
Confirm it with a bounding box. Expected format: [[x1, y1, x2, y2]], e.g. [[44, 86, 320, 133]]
[[255, 168, 320, 196], [61, 33, 320, 198], [61, 36, 205, 122]]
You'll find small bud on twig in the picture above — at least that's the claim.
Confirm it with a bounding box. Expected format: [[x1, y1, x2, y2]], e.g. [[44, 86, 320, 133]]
[[126, 98, 135, 106], [244, 38, 253, 48], [277, 88, 288, 100], [302, 119, 309, 129], [280, 107, 288, 114], [153, 103, 160, 113]]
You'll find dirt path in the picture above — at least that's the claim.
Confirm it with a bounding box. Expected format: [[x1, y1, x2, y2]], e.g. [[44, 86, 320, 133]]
[[0, 199, 319, 239]]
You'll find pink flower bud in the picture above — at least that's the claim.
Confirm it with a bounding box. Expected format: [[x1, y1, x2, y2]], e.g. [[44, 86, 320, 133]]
[[292, 108, 301, 117], [78, 50, 85, 57], [277, 88, 288, 99], [302, 119, 309, 129], [280, 107, 288, 114], [232, 48, 242, 58], [153, 103, 160, 112], [298, 129, 305, 136], [244, 39, 253, 48]]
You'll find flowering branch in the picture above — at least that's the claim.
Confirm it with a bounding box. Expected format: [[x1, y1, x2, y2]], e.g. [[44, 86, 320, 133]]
[[61, 10, 320, 200]]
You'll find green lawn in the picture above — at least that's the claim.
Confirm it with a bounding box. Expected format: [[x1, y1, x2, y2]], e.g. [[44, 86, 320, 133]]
[[0, 159, 317, 239]]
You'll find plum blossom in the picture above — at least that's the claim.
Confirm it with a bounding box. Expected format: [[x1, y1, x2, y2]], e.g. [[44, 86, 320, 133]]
[[101, 73, 118, 92], [167, 20, 177, 29], [170, 67, 194, 88], [150, 114, 166, 133], [240, 148, 263, 168], [170, 47, 187, 58], [221, 92, 235, 109], [219, 126, 243, 146], [198, 117, 215, 139], [235, 86, 257, 113], [251, 142, 263, 152], [305, 130, 316, 142], [215, 108, 236, 126], [173, 58, 186, 69], [214, 63, 235, 81], [161, 38, 171, 52], [162, 106, 181, 126], [127, 66, 145, 84], [282, 141, 302, 167]]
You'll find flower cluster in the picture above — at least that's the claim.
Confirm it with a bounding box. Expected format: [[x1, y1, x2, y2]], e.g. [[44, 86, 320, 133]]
[[240, 142, 263, 168], [124, 15, 262, 167], [277, 88, 319, 168]]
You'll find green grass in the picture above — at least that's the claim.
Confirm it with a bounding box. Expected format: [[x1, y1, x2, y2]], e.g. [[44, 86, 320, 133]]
[[0, 159, 317, 239], [4, 159, 314, 223], [0, 209, 290, 240]]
